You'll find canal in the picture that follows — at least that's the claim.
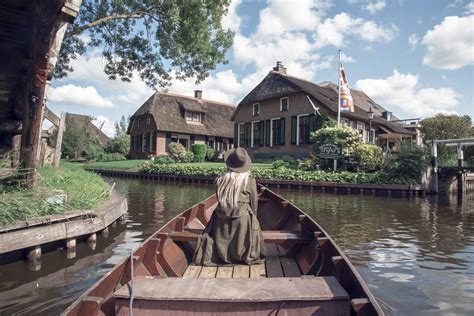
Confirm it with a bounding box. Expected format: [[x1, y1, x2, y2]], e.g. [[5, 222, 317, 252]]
[[0, 178, 473, 315]]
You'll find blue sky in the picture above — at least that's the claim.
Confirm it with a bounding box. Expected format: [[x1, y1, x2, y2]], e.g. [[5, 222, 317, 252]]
[[47, 0, 473, 136]]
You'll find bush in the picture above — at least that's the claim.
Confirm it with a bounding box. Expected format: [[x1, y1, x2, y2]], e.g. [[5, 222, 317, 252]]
[[354, 144, 384, 172], [272, 160, 286, 169], [191, 144, 207, 162], [106, 134, 130, 155], [311, 125, 362, 157], [388, 142, 428, 182], [168, 143, 188, 162], [154, 156, 175, 164], [183, 151, 194, 163], [100, 153, 127, 161], [205, 146, 217, 161]]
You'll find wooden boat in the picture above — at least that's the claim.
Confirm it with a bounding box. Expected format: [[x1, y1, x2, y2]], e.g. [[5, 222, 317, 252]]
[[63, 185, 384, 315]]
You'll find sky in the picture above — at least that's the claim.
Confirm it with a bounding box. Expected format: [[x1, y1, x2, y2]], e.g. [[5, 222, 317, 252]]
[[46, 0, 474, 137]]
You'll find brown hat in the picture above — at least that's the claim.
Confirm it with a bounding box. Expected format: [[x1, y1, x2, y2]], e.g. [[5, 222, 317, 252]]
[[224, 147, 252, 173]]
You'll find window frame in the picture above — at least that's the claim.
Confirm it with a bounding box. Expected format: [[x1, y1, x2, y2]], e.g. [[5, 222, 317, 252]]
[[252, 103, 260, 116], [238, 123, 244, 147], [251, 120, 262, 148], [280, 97, 289, 112], [270, 118, 282, 147], [296, 114, 309, 145]]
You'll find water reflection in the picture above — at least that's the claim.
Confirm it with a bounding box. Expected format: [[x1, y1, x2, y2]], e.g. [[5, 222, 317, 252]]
[[0, 178, 472, 315]]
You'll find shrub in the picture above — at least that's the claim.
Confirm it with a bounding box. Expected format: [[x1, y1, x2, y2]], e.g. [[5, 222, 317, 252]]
[[154, 156, 175, 164], [183, 151, 194, 163], [205, 147, 217, 161], [100, 153, 127, 161], [311, 125, 362, 157], [388, 142, 428, 182], [167, 143, 188, 162], [272, 160, 286, 169], [191, 144, 207, 162], [354, 144, 384, 172]]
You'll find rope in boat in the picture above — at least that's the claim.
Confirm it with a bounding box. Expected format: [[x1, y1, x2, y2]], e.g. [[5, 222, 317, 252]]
[[129, 249, 134, 316]]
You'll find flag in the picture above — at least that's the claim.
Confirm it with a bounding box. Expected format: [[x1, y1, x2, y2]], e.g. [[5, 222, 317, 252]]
[[339, 64, 354, 113]]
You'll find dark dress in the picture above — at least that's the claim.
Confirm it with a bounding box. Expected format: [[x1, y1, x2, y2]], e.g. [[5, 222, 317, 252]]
[[192, 176, 265, 266]]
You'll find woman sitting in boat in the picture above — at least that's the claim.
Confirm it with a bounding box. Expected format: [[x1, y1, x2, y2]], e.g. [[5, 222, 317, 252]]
[[193, 147, 265, 266]]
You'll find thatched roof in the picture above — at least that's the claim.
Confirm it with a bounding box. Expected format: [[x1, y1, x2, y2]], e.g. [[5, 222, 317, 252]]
[[235, 71, 415, 136], [129, 92, 236, 138], [65, 113, 110, 147]]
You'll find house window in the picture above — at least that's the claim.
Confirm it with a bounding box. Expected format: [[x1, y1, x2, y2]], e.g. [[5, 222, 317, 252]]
[[251, 121, 263, 148], [238, 123, 244, 147], [253, 103, 260, 116], [208, 137, 215, 149], [357, 122, 365, 139], [270, 118, 285, 146], [147, 117, 151, 125], [297, 115, 310, 145], [171, 134, 190, 150], [185, 111, 202, 122], [280, 97, 289, 112], [341, 118, 350, 126]]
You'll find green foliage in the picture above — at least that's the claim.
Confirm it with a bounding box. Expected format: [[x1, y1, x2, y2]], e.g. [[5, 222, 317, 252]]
[[106, 134, 130, 155], [311, 125, 362, 157], [56, 1, 234, 88], [315, 112, 336, 129], [62, 116, 105, 160], [139, 163, 417, 185], [0, 163, 110, 225], [167, 143, 188, 162], [100, 153, 127, 161], [206, 146, 219, 161], [154, 156, 175, 164], [272, 160, 286, 169], [183, 151, 195, 163], [83, 159, 146, 170], [354, 144, 384, 172], [191, 144, 207, 162], [388, 142, 428, 182]]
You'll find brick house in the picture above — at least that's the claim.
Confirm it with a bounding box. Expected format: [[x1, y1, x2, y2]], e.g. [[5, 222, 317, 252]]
[[127, 90, 235, 159], [231, 62, 416, 159]]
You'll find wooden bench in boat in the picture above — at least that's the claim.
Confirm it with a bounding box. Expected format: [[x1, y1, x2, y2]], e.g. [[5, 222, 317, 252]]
[[169, 230, 313, 244], [114, 276, 350, 315]]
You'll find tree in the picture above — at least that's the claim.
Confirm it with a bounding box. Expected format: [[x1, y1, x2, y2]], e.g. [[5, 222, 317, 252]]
[[107, 115, 130, 155], [62, 116, 104, 160], [55, 1, 234, 87], [420, 114, 472, 164]]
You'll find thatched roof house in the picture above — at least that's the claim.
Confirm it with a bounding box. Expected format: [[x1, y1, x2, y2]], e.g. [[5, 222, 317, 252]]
[[66, 113, 110, 148], [127, 91, 236, 158]]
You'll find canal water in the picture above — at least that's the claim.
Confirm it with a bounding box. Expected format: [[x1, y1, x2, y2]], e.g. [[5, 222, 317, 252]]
[[0, 178, 473, 315]]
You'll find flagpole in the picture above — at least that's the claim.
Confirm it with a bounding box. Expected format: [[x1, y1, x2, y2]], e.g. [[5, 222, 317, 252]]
[[337, 49, 342, 126]]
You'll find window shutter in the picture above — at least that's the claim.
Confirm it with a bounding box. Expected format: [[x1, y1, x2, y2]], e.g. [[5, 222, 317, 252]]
[[309, 114, 316, 144], [291, 116, 297, 145], [245, 123, 251, 147], [265, 120, 271, 146], [280, 118, 285, 145], [152, 132, 157, 152], [234, 124, 238, 147], [259, 121, 265, 146], [165, 133, 171, 152]]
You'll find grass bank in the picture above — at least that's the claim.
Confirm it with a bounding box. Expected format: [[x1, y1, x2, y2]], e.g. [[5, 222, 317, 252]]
[[0, 163, 110, 226]]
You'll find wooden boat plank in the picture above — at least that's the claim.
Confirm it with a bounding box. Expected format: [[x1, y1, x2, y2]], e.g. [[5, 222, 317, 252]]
[[216, 266, 233, 278], [233, 265, 250, 278], [250, 263, 266, 278], [265, 257, 284, 278], [281, 257, 301, 277], [199, 266, 217, 278], [182, 265, 202, 278]]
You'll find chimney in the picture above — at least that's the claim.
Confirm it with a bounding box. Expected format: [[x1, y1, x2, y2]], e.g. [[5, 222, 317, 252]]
[[273, 61, 287, 75], [382, 111, 392, 121], [194, 90, 202, 99]]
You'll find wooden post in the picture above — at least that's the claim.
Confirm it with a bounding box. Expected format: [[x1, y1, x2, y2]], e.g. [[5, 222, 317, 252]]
[[432, 141, 438, 194], [53, 112, 66, 167]]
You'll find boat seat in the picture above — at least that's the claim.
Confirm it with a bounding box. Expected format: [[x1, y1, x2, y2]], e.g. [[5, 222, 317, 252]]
[[169, 230, 312, 244], [114, 276, 350, 315]]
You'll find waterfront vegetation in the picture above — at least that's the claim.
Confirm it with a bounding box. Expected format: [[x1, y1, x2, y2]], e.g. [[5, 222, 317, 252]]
[[0, 163, 110, 226]]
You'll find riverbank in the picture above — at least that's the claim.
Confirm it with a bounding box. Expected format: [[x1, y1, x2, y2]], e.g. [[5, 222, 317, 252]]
[[0, 163, 110, 226]]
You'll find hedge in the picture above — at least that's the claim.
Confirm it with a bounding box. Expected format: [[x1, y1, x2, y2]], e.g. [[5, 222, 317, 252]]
[[139, 162, 417, 185]]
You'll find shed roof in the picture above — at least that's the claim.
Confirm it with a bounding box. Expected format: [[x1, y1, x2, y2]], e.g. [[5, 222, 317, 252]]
[[65, 113, 111, 147], [129, 92, 236, 138]]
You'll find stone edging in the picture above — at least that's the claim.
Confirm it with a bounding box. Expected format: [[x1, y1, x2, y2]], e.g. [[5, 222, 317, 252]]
[[0, 189, 128, 255], [88, 168, 426, 197]]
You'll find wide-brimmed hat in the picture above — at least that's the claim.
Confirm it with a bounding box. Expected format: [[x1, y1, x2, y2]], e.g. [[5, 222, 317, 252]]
[[224, 147, 252, 173]]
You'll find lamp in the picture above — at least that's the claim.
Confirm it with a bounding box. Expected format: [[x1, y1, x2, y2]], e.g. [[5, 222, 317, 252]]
[[367, 107, 374, 143]]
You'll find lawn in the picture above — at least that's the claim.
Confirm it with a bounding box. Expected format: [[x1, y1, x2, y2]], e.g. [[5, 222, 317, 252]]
[[80, 160, 272, 171]]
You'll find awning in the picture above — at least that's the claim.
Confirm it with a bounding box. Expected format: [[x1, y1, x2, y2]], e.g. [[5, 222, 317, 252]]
[[379, 133, 413, 139]]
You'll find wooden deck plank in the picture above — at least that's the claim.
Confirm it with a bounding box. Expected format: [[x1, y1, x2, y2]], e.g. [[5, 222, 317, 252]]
[[265, 244, 280, 257], [182, 265, 202, 278], [250, 263, 266, 278], [265, 257, 284, 277], [216, 266, 233, 278], [281, 257, 301, 277], [233, 265, 250, 278], [199, 266, 217, 278]]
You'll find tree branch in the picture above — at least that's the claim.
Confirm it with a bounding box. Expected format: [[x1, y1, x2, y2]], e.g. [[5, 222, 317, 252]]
[[65, 12, 147, 38]]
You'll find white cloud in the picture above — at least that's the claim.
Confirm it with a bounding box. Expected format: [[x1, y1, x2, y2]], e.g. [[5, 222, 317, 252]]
[[354, 70, 462, 117], [221, 0, 242, 32], [417, 18, 423, 24], [364, 0, 386, 14], [314, 13, 398, 48], [92, 115, 116, 137], [48, 84, 114, 108], [408, 34, 419, 48], [341, 53, 355, 63], [422, 15, 474, 70], [465, 2, 474, 14], [254, 0, 332, 39]]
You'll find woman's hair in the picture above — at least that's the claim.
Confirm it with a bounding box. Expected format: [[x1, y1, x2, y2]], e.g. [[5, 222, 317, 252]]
[[216, 170, 250, 209]]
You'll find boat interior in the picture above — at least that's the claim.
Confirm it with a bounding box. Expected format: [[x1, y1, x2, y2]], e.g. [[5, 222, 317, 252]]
[[66, 186, 381, 315]]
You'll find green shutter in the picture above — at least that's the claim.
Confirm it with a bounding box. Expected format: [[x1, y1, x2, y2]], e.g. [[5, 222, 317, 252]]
[[280, 118, 285, 145], [234, 124, 238, 147], [259, 121, 265, 146], [291, 116, 297, 145], [245, 123, 251, 147], [265, 120, 271, 146]]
